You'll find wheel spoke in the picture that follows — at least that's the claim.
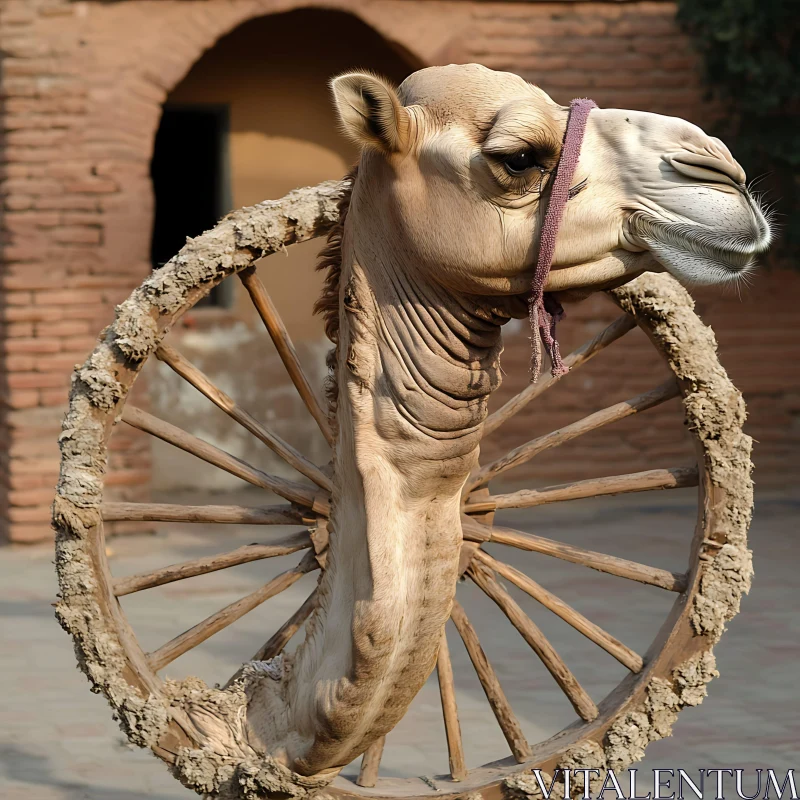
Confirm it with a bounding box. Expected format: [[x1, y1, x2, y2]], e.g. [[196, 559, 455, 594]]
[[252, 589, 318, 662], [224, 589, 320, 690], [356, 736, 386, 788], [474, 550, 643, 673], [464, 466, 698, 514], [483, 313, 636, 437], [436, 628, 468, 781], [469, 563, 597, 722], [122, 405, 330, 514], [450, 601, 531, 763], [113, 532, 313, 597], [470, 378, 680, 491], [156, 342, 332, 491], [146, 551, 318, 673], [101, 502, 303, 525], [461, 516, 687, 592], [240, 267, 334, 447]]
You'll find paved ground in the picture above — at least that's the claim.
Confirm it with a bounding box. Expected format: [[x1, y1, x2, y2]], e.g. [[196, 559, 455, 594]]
[[1, 488, 798, 799]]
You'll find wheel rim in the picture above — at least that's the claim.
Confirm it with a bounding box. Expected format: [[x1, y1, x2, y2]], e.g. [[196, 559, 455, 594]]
[[54, 181, 753, 799]]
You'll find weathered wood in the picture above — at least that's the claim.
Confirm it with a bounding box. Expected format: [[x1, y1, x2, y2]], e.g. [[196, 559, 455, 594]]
[[121, 405, 329, 513], [461, 516, 687, 592], [147, 551, 319, 672], [471, 378, 680, 490], [356, 736, 386, 788], [464, 466, 698, 514], [54, 168, 751, 797], [483, 313, 637, 437], [436, 628, 468, 781], [475, 550, 643, 673], [240, 267, 334, 447], [113, 532, 313, 597], [223, 589, 320, 690], [450, 601, 531, 763], [252, 590, 318, 663], [469, 563, 598, 722], [101, 502, 302, 525], [156, 342, 332, 491]]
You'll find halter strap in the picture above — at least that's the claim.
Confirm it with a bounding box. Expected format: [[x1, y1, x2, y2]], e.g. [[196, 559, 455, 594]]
[[528, 98, 597, 381]]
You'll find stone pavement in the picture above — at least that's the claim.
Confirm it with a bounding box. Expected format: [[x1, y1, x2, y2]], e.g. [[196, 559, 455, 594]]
[[1, 488, 798, 799]]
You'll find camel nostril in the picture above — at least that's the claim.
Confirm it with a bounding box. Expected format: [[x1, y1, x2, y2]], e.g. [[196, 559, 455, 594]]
[[666, 152, 746, 189]]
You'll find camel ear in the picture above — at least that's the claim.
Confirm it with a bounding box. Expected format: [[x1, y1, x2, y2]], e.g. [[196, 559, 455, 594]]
[[330, 72, 409, 153]]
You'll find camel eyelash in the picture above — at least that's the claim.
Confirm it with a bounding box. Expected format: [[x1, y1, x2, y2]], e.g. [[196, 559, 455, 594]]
[[484, 151, 553, 196]]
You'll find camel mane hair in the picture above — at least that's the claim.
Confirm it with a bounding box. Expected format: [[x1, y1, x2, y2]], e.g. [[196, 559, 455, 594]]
[[313, 166, 357, 433]]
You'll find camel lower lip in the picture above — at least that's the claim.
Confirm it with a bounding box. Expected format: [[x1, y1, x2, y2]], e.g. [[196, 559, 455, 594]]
[[544, 253, 651, 292]]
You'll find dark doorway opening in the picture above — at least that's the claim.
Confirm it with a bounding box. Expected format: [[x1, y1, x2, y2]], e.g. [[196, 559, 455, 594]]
[[150, 105, 231, 306]]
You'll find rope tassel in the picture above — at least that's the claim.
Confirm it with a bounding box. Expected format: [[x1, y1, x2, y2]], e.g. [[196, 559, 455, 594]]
[[529, 98, 597, 381], [529, 293, 568, 382]]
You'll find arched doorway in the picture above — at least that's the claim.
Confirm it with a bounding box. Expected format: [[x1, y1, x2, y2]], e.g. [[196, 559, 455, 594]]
[[146, 9, 417, 491]]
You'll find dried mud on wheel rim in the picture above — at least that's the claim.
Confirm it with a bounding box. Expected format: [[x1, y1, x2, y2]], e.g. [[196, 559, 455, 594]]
[[53, 180, 753, 800]]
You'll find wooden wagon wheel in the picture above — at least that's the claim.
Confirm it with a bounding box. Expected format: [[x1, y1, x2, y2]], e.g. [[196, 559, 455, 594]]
[[54, 181, 753, 800]]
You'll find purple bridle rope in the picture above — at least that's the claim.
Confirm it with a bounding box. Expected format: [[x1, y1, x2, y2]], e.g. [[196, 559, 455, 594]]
[[528, 98, 597, 382]]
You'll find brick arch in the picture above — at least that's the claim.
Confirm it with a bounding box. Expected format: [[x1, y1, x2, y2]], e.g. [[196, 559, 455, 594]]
[[151, 2, 429, 102], [91, 2, 436, 268], [143, 7, 427, 493]]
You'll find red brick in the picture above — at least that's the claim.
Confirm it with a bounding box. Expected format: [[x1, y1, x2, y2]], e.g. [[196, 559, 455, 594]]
[[0, 273, 67, 290], [34, 354, 82, 373], [52, 226, 102, 244], [8, 505, 55, 524], [0, 7, 36, 24], [14, 457, 61, 474], [60, 334, 98, 352], [1, 306, 64, 323], [60, 211, 102, 226], [5, 522, 54, 544], [1, 390, 39, 410], [3, 210, 61, 230], [4, 194, 34, 211], [2, 243, 49, 263], [105, 469, 151, 487], [2, 338, 61, 354], [8, 371, 68, 390], [6, 291, 33, 306], [60, 305, 106, 322], [70, 275, 135, 290], [0, 164, 37, 179], [9, 437, 60, 459], [0, 177, 64, 196], [8, 473, 50, 491], [34, 194, 99, 211], [40, 388, 69, 406], [5, 322, 36, 338], [33, 289, 103, 307], [65, 178, 118, 194], [34, 320, 90, 337], [1, 78, 38, 98], [6, 128, 68, 148], [7, 354, 37, 371]]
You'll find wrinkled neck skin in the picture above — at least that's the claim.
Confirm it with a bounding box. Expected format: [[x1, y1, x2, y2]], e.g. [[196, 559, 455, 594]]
[[244, 175, 515, 775]]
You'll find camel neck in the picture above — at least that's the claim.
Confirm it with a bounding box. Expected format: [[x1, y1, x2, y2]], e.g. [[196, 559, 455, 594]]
[[259, 222, 507, 775], [344, 251, 505, 443]]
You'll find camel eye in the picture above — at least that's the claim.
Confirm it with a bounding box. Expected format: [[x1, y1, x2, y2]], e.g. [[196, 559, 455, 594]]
[[502, 150, 540, 176]]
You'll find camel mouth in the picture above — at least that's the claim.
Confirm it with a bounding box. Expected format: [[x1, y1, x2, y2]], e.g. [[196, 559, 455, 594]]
[[543, 251, 653, 294], [627, 194, 773, 287]]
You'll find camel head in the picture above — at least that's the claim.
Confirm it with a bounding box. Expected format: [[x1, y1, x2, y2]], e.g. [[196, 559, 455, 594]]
[[331, 63, 771, 302]]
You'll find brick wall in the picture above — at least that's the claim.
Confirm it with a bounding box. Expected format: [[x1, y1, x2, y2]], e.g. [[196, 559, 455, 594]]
[[0, 0, 796, 543]]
